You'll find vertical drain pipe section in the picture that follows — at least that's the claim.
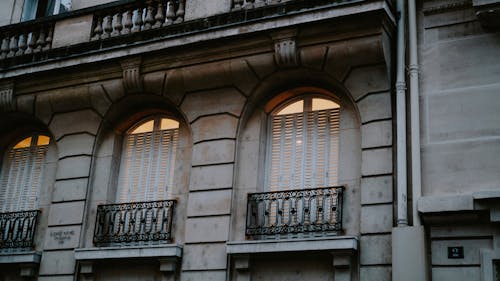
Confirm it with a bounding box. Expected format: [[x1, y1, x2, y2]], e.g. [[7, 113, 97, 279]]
[[393, 2, 429, 281], [395, 0, 408, 228]]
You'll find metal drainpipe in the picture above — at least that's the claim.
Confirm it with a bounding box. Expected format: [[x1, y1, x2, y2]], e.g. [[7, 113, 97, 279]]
[[396, 0, 408, 227], [408, 0, 422, 226]]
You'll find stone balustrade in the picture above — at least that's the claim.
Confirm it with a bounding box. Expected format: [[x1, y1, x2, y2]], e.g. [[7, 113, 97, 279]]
[[0, 22, 54, 60], [91, 0, 185, 41], [232, 0, 295, 10]]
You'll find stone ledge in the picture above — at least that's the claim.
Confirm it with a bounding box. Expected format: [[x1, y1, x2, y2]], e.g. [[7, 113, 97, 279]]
[[226, 236, 358, 255], [0, 251, 42, 264], [419, 190, 500, 213], [74, 244, 182, 261]]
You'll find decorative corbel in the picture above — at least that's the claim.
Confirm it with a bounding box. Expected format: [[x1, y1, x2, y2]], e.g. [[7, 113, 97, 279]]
[[79, 261, 95, 281], [159, 258, 177, 281], [332, 254, 353, 281], [0, 80, 15, 112], [121, 57, 143, 94], [271, 29, 298, 68], [233, 255, 251, 281]]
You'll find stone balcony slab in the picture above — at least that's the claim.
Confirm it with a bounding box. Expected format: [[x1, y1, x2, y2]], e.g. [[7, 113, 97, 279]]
[[0, 251, 41, 264], [226, 236, 358, 255], [74, 244, 182, 261]]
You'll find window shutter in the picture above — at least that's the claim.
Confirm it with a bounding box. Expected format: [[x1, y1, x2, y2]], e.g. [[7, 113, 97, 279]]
[[268, 106, 339, 191], [0, 140, 48, 212], [117, 126, 178, 203]]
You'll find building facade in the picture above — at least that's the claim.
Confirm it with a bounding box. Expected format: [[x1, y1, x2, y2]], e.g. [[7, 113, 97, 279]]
[[0, 0, 498, 281]]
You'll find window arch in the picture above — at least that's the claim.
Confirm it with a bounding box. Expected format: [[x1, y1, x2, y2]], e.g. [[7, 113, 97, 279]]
[[266, 96, 340, 191], [116, 116, 179, 203], [0, 134, 51, 212]]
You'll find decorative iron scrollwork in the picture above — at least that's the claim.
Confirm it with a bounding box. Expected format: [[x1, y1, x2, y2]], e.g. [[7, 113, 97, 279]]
[[246, 186, 343, 237], [93, 200, 175, 246], [0, 210, 40, 249]]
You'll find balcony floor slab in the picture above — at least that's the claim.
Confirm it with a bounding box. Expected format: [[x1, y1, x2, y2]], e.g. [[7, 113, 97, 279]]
[[74, 244, 182, 261]]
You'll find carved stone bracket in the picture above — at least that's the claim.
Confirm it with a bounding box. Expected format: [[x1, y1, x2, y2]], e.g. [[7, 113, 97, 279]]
[[121, 57, 143, 94], [0, 80, 15, 112], [271, 29, 298, 68], [233, 255, 251, 281]]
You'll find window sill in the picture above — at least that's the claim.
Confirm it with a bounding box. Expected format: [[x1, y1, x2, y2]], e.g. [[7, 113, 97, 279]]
[[226, 236, 358, 255], [74, 244, 182, 261], [0, 251, 41, 264]]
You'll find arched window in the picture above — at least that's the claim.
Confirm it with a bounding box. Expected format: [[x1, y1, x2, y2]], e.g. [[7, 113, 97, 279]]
[[116, 116, 179, 203], [266, 96, 340, 191], [0, 135, 51, 212]]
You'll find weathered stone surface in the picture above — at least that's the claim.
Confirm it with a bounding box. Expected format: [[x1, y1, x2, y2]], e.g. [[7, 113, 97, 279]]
[[16, 94, 35, 114], [230, 58, 260, 96], [89, 83, 112, 116], [187, 189, 232, 217], [48, 201, 84, 226], [344, 65, 389, 101], [52, 178, 88, 202], [143, 71, 166, 96], [191, 114, 238, 143], [182, 61, 230, 93], [245, 53, 276, 80], [361, 120, 392, 149], [52, 14, 93, 48], [192, 140, 235, 166], [431, 238, 492, 265], [48, 86, 90, 113], [39, 250, 75, 275], [360, 234, 392, 265], [185, 0, 231, 21], [35, 94, 53, 125], [427, 86, 500, 142], [180, 270, 227, 281], [359, 266, 391, 281], [361, 176, 393, 205], [182, 243, 227, 270], [185, 216, 230, 243], [38, 276, 74, 281], [57, 133, 95, 159], [300, 45, 327, 71], [190, 164, 233, 191], [361, 148, 392, 176], [181, 88, 246, 122], [56, 156, 91, 179], [356, 92, 391, 124], [360, 204, 393, 234], [432, 267, 481, 281], [44, 225, 81, 250], [49, 110, 101, 140]]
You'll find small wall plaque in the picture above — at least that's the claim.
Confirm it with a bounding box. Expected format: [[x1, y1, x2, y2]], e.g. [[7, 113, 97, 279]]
[[448, 246, 464, 259]]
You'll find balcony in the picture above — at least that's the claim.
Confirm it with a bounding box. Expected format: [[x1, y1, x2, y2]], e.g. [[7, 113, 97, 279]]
[[0, 210, 40, 250], [93, 200, 175, 246], [246, 186, 343, 239]]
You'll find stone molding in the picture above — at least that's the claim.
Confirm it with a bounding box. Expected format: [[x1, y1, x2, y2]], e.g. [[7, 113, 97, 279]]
[[422, 0, 472, 15], [473, 0, 500, 28], [271, 29, 298, 68], [0, 80, 15, 112], [120, 57, 143, 94]]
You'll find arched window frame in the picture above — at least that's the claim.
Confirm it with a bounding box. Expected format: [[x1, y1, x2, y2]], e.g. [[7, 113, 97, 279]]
[[264, 94, 341, 191], [116, 115, 180, 203], [0, 134, 51, 213]]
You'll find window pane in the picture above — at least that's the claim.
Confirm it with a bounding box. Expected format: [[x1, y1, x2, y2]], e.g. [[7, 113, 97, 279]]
[[160, 118, 179, 130], [312, 98, 339, 111], [14, 137, 32, 149], [131, 120, 154, 134], [37, 135, 50, 146], [276, 100, 303, 115], [21, 0, 38, 21]]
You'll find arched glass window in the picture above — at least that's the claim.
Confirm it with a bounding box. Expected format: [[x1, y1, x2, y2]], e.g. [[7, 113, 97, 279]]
[[117, 116, 179, 203], [266, 97, 340, 191], [0, 135, 51, 212]]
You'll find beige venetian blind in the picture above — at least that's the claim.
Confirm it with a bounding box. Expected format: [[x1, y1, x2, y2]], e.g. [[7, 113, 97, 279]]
[[117, 117, 179, 203], [267, 98, 340, 191], [0, 135, 50, 212]]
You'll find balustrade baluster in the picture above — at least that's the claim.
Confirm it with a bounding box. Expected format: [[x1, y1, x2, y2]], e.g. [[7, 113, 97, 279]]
[[244, 0, 255, 9], [175, 0, 185, 23], [1, 36, 10, 59], [25, 31, 37, 55], [132, 8, 144, 32], [7, 34, 18, 58], [233, 0, 243, 10], [112, 11, 124, 36], [102, 15, 113, 39], [143, 2, 155, 30], [166, 1, 176, 25], [43, 26, 53, 51], [122, 10, 133, 34], [153, 2, 165, 28], [35, 27, 46, 53], [92, 15, 104, 40], [254, 0, 266, 7], [16, 31, 28, 56]]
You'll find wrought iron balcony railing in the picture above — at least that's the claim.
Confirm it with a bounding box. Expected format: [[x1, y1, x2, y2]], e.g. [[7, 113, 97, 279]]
[[246, 186, 343, 237], [93, 200, 175, 246], [0, 210, 40, 250]]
